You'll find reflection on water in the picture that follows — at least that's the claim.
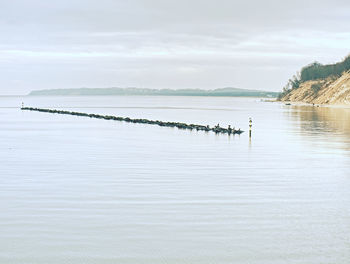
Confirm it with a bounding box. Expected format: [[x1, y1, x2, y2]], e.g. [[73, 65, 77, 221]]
[[284, 104, 350, 151], [0, 96, 350, 264]]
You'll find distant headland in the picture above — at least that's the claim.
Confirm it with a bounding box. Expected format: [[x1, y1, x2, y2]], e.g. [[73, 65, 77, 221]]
[[279, 55, 350, 105], [28, 87, 279, 97]]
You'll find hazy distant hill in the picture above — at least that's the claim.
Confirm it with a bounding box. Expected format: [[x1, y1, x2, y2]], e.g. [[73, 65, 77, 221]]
[[29, 87, 279, 97]]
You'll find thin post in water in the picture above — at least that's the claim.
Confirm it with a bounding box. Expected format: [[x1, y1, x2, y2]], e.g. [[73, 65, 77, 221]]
[[249, 118, 252, 138]]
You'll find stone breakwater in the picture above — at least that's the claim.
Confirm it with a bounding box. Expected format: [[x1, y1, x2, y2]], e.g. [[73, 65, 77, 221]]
[[21, 107, 243, 135]]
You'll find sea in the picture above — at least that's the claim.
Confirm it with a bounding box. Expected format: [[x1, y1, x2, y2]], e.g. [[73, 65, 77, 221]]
[[1, 95, 349, 264]]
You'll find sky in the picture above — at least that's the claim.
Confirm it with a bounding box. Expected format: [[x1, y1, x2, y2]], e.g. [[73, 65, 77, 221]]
[[1, 0, 350, 95]]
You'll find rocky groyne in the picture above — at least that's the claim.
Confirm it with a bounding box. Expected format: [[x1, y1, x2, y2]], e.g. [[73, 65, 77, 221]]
[[21, 107, 243, 135]]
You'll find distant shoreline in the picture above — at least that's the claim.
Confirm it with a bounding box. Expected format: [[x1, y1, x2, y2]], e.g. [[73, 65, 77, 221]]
[[27, 94, 276, 98], [28, 87, 279, 98]]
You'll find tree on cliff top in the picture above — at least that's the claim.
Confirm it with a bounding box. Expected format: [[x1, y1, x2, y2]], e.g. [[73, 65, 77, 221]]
[[279, 54, 350, 100], [300, 55, 350, 82]]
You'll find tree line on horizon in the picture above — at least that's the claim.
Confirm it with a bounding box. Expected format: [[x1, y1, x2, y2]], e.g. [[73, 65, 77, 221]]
[[279, 55, 350, 99], [29, 87, 279, 97]]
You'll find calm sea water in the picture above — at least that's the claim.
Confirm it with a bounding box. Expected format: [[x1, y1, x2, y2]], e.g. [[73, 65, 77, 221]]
[[1, 96, 350, 264]]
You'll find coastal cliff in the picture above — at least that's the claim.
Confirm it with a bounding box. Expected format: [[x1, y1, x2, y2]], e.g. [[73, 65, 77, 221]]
[[280, 55, 350, 105], [281, 71, 350, 105]]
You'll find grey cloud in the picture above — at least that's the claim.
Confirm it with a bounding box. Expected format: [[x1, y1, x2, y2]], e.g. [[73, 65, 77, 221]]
[[0, 0, 350, 94]]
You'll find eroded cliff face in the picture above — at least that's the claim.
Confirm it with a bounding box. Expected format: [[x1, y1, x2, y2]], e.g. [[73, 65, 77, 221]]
[[281, 71, 350, 105]]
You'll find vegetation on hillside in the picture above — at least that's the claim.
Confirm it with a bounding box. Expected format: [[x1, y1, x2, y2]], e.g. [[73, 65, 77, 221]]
[[279, 55, 350, 99]]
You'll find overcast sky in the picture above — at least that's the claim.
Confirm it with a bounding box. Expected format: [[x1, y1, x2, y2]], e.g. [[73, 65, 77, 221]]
[[1, 0, 350, 94]]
